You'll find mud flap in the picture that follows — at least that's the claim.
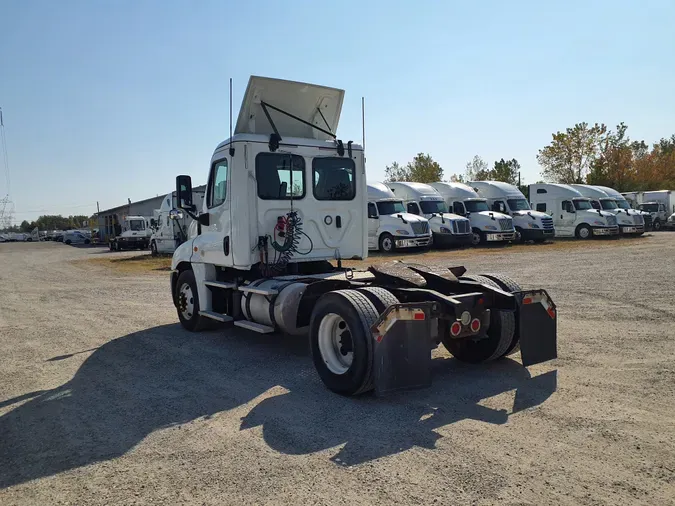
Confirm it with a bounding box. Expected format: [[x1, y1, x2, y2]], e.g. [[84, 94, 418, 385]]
[[371, 303, 436, 396], [516, 290, 557, 366]]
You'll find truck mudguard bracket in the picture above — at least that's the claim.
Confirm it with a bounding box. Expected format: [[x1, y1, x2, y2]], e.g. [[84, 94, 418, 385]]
[[371, 302, 439, 396], [516, 290, 558, 367]]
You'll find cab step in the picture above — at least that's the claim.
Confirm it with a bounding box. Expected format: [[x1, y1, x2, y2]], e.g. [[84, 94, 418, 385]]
[[199, 310, 234, 323], [204, 280, 237, 290], [238, 285, 278, 296], [233, 320, 275, 333]]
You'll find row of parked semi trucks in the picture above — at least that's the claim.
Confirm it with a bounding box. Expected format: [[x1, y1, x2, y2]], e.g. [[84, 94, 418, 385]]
[[119, 182, 671, 256]]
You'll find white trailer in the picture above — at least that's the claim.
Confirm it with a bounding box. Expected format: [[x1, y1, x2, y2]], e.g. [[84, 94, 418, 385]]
[[469, 181, 555, 243], [169, 76, 557, 396], [429, 182, 515, 245], [366, 182, 432, 252], [593, 186, 653, 230], [529, 184, 619, 239], [383, 182, 472, 247], [570, 185, 645, 236]]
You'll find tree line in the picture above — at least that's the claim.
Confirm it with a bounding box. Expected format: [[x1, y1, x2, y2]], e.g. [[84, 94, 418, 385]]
[[383, 123, 674, 194], [1, 214, 92, 233]]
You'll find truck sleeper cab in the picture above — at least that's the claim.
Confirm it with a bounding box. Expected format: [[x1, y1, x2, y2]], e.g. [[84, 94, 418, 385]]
[[367, 182, 431, 252], [570, 184, 644, 236], [383, 182, 472, 247], [469, 180, 555, 243], [168, 76, 557, 397], [529, 184, 619, 239], [429, 182, 515, 246]]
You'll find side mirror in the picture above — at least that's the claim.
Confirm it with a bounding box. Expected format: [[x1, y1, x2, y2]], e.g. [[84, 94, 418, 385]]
[[169, 209, 184, 221], [198, 213, 210, 226], [150, 218, 156, 227], [176, 175, 194, 210]]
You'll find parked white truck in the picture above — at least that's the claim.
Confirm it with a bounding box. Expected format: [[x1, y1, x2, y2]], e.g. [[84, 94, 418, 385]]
[[429, 182, 515, 245], [469, 181, 555, 243], [366, 182, 432, 252], [168, 75, 557, 396], [383, 182, 472, 247], [108, 215, 152, 251], [150, 191, 205, 255], [638, 191, 674, 231], [569, 184, 644, 236], [593, 186, 653, 230], [529, 184, 619, 239]]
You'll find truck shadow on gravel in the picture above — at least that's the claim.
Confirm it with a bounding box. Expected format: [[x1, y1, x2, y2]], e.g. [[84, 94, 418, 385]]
[[0, 324, 556, 488]]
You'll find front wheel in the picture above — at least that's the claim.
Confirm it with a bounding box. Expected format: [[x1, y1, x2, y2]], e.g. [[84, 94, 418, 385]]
[[653, 220, 662, 231], [575, 224, 592, 239], [378, 233, 395, 253], [514, 227, 524, 243], [175, 270, 208, 331], [310, 289, 380, 396], [65, 239, 72, 245], [150, 241, 158, 256], [470, 228, 484, 246]]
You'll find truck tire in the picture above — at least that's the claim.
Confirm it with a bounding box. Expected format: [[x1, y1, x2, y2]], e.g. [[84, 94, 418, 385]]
[[441, 275, 515, 363], [378, 233, 395, 253], [356, 287, 399, 313], [471, 228, 485, 246], [481, 273, 522, 357], [310, 289, 380, 396], [514, 227, 524, 243], [65, 239, 72, 245], [575, 224, 592, 239], [109, 242, 114, 251], [150, 241, 158, 256], [653, 219, 661, 231], [175, 270, 208, 332]]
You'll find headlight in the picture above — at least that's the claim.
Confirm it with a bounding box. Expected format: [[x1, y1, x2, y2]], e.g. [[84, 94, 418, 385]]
[[528, 223, 540, 229], [395, 229, 410, 235], [669, 216, 675, 222], [593, 220, 606, 226], [484, 225, 497, 230], [439, 226, 451, 234]]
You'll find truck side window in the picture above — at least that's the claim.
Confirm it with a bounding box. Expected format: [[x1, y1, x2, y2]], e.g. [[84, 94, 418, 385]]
[[312, 158, 356, 201], [208, 159, 229, 208], [453, 201, 465, 215], [256, 153, 305, 200], [407, 202, 420, 215], [562, 200, 573, 213], [493, 201, 506, 213], [536, 203, 547, 212], [367, 203, 378, 218], [537, 189, 547, 194]]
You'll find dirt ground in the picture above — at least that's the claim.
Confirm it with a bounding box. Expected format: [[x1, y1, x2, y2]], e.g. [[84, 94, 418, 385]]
[[1, 235, 674, 505]]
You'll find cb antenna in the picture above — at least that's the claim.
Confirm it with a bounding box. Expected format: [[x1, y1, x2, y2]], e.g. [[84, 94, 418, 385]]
[[361, 97, 366, 151], [229, 78, 235, 157]]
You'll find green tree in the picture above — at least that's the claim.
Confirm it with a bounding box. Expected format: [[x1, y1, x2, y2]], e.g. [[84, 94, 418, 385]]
[[384, 161, 410, 182], [464, 155, 490, 181], [384, 154, 443, 183], [491, 158, 520, 185], [448, 173, 465, 183], [19, 220, 31, 232], [537, 122, 607, 183]]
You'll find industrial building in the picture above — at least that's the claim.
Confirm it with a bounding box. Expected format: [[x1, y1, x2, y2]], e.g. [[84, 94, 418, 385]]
[[97, 185, 206, 242]]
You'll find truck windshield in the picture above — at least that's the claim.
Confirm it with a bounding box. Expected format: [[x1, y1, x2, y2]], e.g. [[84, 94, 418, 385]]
[[419, 200, 447, 214], [507, 198, 531, 211], [600, 199, 618, 210], [590, 200, 601, 210], [465, 200, 489, 212], [573, 199, 593, 210], [616, 200, 631, 209], [376, 201, 406, 215], [129, 220, 145, 231], [639, 203, 659, 212]]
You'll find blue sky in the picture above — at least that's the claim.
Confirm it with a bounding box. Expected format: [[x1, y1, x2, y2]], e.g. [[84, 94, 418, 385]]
[[1, 0, 674, 223]]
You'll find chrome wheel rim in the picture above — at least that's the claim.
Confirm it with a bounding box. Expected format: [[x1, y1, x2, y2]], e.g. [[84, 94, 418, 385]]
[[382, 237, 393, 251], [318, 313, 353, 374], [580, 227, 590, 239], [178, 282, 195, 320]]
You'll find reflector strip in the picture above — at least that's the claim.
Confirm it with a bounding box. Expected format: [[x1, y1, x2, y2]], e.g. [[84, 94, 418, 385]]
[[522, 297, 533, 304], [413, 311, 425, 320]]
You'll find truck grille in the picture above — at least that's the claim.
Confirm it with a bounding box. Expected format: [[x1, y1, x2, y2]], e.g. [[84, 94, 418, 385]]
[[411, 221, 429, 235], [633, 215, 644, 226], [498, 217, 514, 231], [541, 216, 554, 229], [606, 215, 617, 226], [453, 219, 470, 234]]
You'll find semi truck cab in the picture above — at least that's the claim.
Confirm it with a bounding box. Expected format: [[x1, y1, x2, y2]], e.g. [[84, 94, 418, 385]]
[[570, 184, 644, 235]]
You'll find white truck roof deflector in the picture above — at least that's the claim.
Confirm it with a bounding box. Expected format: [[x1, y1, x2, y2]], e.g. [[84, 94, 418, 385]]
[[235, 76, 345, 141]]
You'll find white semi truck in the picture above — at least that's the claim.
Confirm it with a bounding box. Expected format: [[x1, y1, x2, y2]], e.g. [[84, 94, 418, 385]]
[[383, 182, 472, 247], [529, 184, 619, 239], [569, 184, 645, 236], [429, 182, 516, 246], [638, 191, 674, 231], [366, 182, 432, 252], [108, 215, 152, 251], [593, 186, 652, 230], [169, 75, 557, 396], [150, 191, 206, 255], [469, 181, 555, 243]]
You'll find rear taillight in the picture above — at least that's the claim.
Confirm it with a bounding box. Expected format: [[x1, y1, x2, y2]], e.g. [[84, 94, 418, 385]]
[[470, 318, 481, 333], [450, 321, 462, 337]]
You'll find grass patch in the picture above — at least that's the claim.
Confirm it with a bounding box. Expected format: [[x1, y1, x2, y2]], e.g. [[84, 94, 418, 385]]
[[77, 254, 172, 275]]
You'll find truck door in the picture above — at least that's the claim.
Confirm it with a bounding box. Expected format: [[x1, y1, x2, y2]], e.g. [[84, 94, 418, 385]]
[[367, 202, 379, 249], [197, 158, 232, 266], [559, 200, 576, 236]]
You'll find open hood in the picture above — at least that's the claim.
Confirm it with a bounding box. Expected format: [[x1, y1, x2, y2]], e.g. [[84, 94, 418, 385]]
[[235, 76, 345, 141]]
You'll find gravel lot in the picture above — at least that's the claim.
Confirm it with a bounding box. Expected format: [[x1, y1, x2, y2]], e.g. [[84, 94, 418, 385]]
[[1, 236, 674, 505]]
